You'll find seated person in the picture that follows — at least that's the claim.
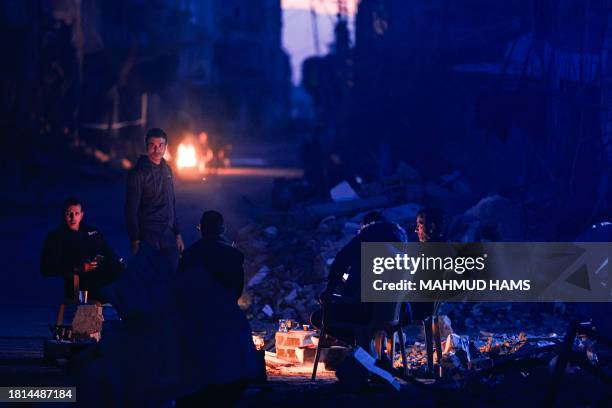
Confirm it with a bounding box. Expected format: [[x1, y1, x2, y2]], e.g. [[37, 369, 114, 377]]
[[40, 197, 123, 304], [412, 207, 445, 319], [414, 207, 444, 243], [311, 212, 408, 347], [178, 210, 244, 301]]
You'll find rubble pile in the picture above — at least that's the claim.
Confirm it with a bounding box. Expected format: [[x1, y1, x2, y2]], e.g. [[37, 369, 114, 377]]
[[237, 166, 564, 349], [236, 220, 337, 331], [236, 199, 425, 331], [439, 302, 569, 335], [393, 315, 565, 379]]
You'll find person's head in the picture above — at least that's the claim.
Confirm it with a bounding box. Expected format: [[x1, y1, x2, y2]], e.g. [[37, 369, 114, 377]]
[[360, 210, 386, 231], [415, 207, 443, 242], [145, 128, 168, 165], [199, 210, 225, 237], [62, 197, 84, 231]]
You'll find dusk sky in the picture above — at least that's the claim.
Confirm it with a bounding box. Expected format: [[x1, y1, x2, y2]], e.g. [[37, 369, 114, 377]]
[[281, 0, 356, 84]]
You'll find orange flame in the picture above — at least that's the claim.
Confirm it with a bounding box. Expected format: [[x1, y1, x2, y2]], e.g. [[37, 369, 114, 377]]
[[176, 142, 197, 170]]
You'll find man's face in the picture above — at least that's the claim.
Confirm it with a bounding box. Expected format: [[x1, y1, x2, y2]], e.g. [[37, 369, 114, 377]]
[[415, 214, 431, 242], [64, 205, 83, 231], [146, 137, 167, 164]]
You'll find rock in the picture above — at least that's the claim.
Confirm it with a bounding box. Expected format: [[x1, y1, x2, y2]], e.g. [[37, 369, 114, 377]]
[[441, 170, 461, 183], [247, 265, 270, 288], [438, 315, 454, 338], [317, 215, 345, 234], [263, 226, 278, 238], [423, 182, 454, 212], [330, 181, 360, 202], [425, 179, 475, 214], [72, 305, 104, 339], [381, 203, 422, 226], [262, 304, 274, 317], [443, 333, 462, 354], [447, 213, 480, 242], [464, 195, 525, 241], [448, 178, 472, 197], [404, 184, 424, 202], [284, 289, 298, 303], [342, 221, 360, 236], [311, 254, 329, 281], [396, 161, 421, 182]]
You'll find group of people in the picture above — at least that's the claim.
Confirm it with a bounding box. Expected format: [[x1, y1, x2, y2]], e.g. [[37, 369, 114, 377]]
[[40, 128, 253, 405], [38, 126, 446, 402], [41, 127, 244, 308], [311, 207, 444, 350]]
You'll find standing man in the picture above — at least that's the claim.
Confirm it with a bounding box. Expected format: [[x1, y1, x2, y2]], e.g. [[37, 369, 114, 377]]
[[125, 128, 184, 270]]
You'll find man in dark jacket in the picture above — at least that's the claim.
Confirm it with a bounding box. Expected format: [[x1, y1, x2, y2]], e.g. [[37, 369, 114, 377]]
[[125, 128, 184, 270], [178, 210, 244, 301], [311, 212, 408, 345], [40, 197, 123, 303]]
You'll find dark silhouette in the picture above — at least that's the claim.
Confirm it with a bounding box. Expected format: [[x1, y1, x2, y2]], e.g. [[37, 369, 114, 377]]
[[75, 243, 259, 406], [179, 210, 245, 301], [311, 214, 407, 346]]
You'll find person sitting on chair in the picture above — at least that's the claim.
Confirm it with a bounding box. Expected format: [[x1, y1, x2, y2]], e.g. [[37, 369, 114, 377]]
[[40, 197, 124, 304], [311, 211, 408, 347], [412, 207, 445, 320]]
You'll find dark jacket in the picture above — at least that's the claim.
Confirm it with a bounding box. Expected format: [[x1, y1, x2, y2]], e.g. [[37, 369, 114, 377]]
[[40, 224, 122, 302], [125, 156, 180, 242], [178, 235, 245, 301], [75, 244, 259, 405], [326, 221, 407, 300]]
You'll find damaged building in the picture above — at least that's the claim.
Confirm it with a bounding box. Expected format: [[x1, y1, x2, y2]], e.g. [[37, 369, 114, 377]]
[[303, 0, 612, 240], [0, 0, 291, 180]]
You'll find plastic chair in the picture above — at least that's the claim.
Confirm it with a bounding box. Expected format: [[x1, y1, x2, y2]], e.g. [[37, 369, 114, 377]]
[[311, 301, 408, 380]]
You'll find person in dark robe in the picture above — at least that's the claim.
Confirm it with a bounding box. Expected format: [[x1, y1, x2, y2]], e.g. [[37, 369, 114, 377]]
[[74, 241, 259, 406], [178, 210, 244, 301]]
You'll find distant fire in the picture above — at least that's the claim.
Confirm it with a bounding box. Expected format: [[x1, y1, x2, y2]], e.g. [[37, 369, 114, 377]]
[[176, 142, 198, 170]]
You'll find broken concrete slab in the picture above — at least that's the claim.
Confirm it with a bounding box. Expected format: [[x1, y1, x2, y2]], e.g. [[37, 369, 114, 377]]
[[330, 181, 360, 202]]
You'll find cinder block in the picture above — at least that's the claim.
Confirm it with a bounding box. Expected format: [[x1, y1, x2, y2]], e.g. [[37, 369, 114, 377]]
[[275, 330, 318, 363]]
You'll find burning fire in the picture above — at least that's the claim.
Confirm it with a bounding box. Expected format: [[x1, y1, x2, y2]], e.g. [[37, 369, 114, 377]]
[[252, 335, 265, 351], [176, 142, 198, 170]]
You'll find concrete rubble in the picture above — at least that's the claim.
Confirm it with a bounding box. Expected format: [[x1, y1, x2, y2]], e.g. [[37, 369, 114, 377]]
[[237, 168, 575, 382]]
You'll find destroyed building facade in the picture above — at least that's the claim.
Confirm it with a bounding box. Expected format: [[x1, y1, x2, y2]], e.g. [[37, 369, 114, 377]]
[[302, 0, 612, 240], [0, 0, 291, 173]]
